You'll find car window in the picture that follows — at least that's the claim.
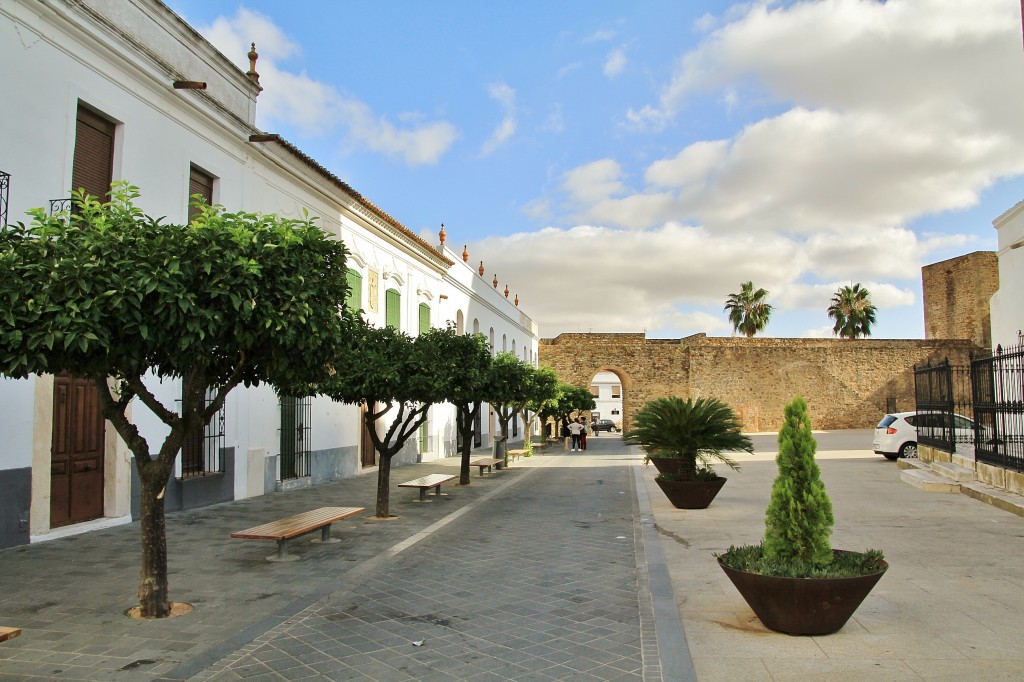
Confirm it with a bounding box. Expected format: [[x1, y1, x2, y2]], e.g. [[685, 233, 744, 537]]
[[877, 415, 897, 428], [903, 416, 917, 427], [953, 415, 974, 430]]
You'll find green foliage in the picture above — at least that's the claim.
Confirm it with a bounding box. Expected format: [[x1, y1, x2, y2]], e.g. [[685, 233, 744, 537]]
[[656, 468, 720, 482], [0, 183, 349, 391], [624, 396, 753, 481], [724, 281, 773, 337], [717, 544, 885, 578], [763, 396, 834, 566], [827, 283, 877, 339]]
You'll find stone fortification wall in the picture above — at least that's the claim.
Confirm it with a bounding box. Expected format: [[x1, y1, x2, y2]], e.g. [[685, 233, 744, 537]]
[[921, 252, 998, 350], [539, 333, 979, 432]]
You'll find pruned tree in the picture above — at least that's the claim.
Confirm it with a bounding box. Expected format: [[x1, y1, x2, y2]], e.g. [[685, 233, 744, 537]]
[[315, 321, 461, 518], [446, 334, 495, 485], [549, 383, 597, 434], [487, 353, 535, 464], [0, 184, 350, 617], [724, 281, 773, 337], [520, 365, 559, 449], [827, 283, 877, 339]]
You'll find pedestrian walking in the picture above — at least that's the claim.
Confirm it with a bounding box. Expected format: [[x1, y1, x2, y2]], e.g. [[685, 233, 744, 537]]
[[579, 418, 588, 450]]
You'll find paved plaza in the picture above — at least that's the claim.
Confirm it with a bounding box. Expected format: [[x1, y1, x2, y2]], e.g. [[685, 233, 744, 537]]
[[2, 433, 1024, 680]]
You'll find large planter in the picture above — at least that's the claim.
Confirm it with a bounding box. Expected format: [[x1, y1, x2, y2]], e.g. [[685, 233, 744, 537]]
[[718, 550, 888, 635], [647, 457, 685, 475], [654, 476, 727, 509]]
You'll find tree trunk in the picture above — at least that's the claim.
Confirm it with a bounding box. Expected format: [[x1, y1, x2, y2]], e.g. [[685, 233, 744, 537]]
[[375, 454, 392, 517], [136, 467, 171, 618], [457, 405, 475, 485]]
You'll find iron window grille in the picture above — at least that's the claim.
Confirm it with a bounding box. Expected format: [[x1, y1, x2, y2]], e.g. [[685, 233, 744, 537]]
[[179, 388, 226, 478], [279, 395, 311, 480]]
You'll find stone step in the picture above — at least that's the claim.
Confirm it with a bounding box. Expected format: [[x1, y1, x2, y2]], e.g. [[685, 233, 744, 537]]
[[931, 461, 977, 483], [900, 468, 961, 493], [960, 483, 1024, 518], [897, 458, 929, 472]]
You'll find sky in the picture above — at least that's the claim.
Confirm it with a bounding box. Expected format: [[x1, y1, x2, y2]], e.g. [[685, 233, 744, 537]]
[[165, 0, 1024, 340]]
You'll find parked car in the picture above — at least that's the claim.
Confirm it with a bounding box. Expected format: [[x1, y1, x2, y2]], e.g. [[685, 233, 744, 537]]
[[591, 419, 619, 433], [873, 411, 980, 460]]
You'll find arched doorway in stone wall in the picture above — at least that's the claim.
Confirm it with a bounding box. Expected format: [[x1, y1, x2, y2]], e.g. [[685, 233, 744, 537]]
[[588, 368, 628, 432]]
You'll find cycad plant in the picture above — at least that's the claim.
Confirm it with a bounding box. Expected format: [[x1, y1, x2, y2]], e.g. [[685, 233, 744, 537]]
[[625, 397, 753, 481]]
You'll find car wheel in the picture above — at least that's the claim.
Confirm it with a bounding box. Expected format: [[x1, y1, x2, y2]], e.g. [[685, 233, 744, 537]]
[[610, 427, 617, 432], [882, 453, 899, 461], [899, 442, 918, 459]]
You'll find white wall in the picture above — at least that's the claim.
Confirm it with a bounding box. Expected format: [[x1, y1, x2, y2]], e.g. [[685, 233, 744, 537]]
[[991, 200, 1024, 350]]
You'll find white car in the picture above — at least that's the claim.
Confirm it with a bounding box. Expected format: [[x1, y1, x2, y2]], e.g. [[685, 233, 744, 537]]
[[873, 411, 980, 460]]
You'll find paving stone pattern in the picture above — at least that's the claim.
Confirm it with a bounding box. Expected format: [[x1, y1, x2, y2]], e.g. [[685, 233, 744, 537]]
[[0, 442, 664, 681], [194, 465, 648, 681]]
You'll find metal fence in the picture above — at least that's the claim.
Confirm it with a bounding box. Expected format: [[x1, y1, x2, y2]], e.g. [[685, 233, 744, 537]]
[[914, 336, 1024, 472], [972, 337, 1024, 472]]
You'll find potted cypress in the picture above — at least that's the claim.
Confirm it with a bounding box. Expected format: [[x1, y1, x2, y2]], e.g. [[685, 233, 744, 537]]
[[625, 396, 753, 509], [716, 396, 887, 635]]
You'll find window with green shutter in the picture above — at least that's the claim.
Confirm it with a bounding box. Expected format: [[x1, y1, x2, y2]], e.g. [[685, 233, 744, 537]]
[[346, 268, 363, 313], [419, 303, 430, 334], [385, 288, 400, 329]]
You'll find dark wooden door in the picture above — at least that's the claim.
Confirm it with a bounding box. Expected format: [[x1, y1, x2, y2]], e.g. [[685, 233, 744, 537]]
[[360, 404, 376, 468], [50, 373, 105, 527]]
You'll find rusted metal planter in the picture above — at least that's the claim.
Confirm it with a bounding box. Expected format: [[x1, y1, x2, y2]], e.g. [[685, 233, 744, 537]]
[[647, 457, 685, 475], [718, 550, 888, 635], [654, 476, 727, 509]]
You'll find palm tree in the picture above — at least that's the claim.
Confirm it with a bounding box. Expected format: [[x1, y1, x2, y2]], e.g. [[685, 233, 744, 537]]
[[624, 397, 753, 481], [724, 281, 773, 337], [828, 283, 877, 339]]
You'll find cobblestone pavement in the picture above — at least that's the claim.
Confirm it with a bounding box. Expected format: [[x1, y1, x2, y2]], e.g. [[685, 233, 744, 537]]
[[0, 437, 689, 681]]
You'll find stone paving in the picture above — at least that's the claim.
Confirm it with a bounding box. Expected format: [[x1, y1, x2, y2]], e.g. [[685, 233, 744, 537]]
[[0, 437, 684, 681]]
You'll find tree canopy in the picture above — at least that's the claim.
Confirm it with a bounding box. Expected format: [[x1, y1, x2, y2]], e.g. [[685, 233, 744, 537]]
[[724, 281, 773, 338], [827, 283, 877, 339], [0, 184, 351, 617]]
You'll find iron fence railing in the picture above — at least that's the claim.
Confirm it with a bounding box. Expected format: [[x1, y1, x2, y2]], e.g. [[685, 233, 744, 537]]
[[279, 395, 311, 480], [179, 389, 226, 478], [972, 336, 1024, 472], [49, 197, 71, 216], [0, 171, 9, 227]]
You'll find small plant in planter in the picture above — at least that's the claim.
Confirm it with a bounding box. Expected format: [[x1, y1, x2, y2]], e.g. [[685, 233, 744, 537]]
[[625, 396, 753, 509], [716, 396, 887, 635]]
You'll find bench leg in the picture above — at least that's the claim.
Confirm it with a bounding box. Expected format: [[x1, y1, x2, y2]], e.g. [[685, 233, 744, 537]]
[[433, 484, 442, 497], [268, 539, 300, 562], [312, 523, 340, 545], [419, 487, 427, 502]]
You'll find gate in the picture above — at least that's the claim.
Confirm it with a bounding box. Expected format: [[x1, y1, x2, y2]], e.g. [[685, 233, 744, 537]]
[[279, 395, 311, 479], [972, 338, 1024, 472]]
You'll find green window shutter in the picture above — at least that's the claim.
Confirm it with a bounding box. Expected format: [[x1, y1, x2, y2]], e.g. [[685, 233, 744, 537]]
[[419, 303, 430, 334], [345, 269, 363, 313], [385, 289, 401, 329]]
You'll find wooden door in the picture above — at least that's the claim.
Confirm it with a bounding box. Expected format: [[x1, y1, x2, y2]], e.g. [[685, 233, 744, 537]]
[[360, 403, 376, 467], [50, 373, 105, 527]]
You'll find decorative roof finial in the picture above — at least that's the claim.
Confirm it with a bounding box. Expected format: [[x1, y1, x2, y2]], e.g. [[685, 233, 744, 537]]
[[504, 285, 509, 298], [479, 260, 485, 276], [493, 274, 499, 288], [439, 223, 446, 248], [246, 43, 261, 87], [462, 245, 469, 262], [514, 294, 519, 306]]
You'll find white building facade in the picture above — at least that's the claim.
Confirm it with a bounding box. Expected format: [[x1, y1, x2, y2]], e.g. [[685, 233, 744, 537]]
[[0, 0, 539, 549], [991, 200, 1024, 350]]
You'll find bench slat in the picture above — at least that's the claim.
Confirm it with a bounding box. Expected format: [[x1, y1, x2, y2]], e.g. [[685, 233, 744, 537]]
[[0, 627, 21, 643], [231, 506, 363, 541], [399, 473, 456, 488], [471, 458, 502, 466]]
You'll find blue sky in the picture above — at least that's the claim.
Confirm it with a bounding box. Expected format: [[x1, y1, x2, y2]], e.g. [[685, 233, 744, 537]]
[[166, 0, 1024, 340]]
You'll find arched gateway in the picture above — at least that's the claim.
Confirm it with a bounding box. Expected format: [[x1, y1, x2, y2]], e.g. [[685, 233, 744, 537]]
[[539, 332, 979, 433]]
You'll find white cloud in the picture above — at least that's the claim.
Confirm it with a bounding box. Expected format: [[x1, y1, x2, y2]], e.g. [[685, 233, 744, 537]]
[[604, 48, 627, 78], [543, 104, 565, 134], [480, 83, 517, 156], [195, 9, 458, 166], [582, 29, 617, 44]]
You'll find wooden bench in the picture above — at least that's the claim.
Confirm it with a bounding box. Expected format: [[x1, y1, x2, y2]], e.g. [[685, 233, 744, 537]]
[[0, 627, 21, 644], [506, 449, 526, 462], [231, 506, 364, 562], [470, 457, 503, 476], [399, 473, 457, 502]]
